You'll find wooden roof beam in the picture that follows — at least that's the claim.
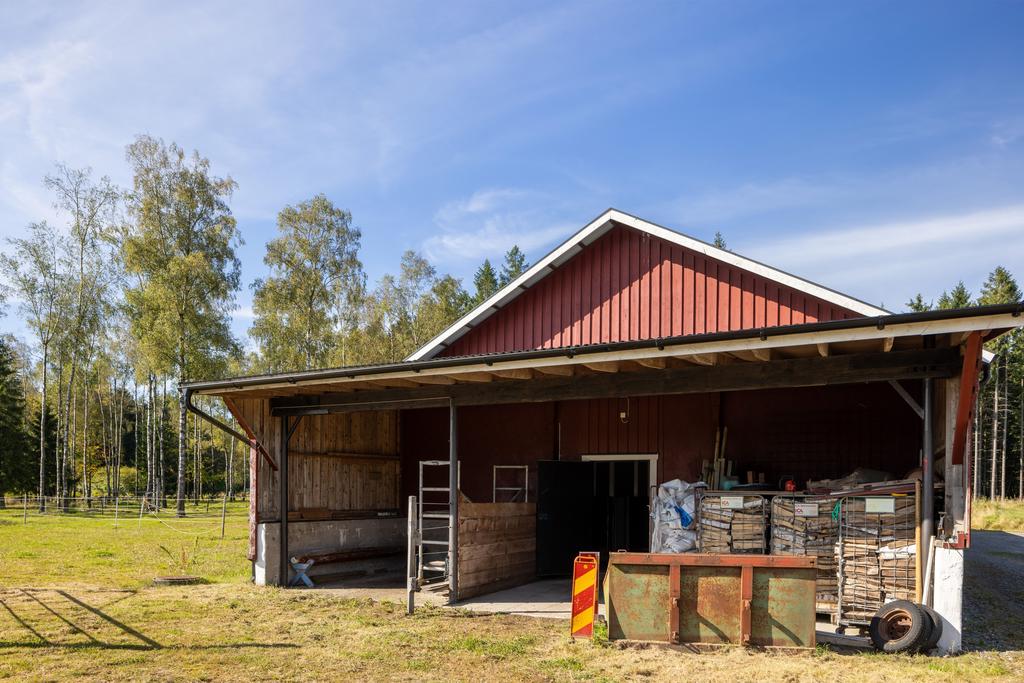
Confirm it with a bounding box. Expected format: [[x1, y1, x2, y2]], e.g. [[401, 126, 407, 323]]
[[677, 353, 718, 366], [490, 368, 534, 380], [452, 371, 494, 383], [409, 375, 456, 385], [817, 342, 830, 357], [534, 365, 574, 377], [371, 378, 421, 389], [635, 357, 668, 370], [584, 361, 620, 373], [882, 336, 895, 352]]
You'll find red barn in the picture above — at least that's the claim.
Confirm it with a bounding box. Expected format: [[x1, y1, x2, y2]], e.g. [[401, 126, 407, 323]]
[[186, 208, 1022, 653]]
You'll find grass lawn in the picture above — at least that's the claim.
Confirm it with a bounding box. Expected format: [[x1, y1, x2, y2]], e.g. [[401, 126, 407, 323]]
[[971, 498, 1024, 532], [0, 504, 1021, 681]]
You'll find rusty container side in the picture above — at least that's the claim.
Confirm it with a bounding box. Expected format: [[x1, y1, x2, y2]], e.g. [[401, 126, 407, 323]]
[[750, 567, 817, 647], [607, 562, 671, 642], [607, 553, 817, 648]]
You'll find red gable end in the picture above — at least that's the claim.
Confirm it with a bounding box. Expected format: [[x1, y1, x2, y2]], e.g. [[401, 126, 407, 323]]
[[441, 223, 862, 357]]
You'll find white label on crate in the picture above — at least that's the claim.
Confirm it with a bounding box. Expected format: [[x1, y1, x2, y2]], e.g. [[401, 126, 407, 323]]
[[865, 497, 895, 514], [794, 502, 818, 517], [721, 496, 745, 509]]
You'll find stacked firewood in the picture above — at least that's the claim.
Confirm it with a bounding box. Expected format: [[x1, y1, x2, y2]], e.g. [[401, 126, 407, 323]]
[[698, 495, 766, 554], [770, 496, 840, 615], [836, 495, 916, 623]]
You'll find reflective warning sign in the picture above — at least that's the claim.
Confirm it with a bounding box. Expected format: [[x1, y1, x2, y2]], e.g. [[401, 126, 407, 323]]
[[570, 552, 599, 638]]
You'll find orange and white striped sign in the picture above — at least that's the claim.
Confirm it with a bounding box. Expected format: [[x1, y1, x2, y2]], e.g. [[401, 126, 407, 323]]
[[570, 552, 599, 638]]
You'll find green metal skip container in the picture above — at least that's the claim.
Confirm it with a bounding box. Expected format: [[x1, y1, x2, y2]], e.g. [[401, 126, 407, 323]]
[[606, 552, 818, 648]]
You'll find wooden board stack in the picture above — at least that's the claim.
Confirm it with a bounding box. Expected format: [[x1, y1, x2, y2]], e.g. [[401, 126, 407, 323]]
[[770, 496, 839, 616], [698, 495, 766, 554], [836, 495, 916, 623]]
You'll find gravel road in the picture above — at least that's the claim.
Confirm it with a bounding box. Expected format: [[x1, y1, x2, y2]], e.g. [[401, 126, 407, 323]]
[[963, 529, 1024, 651]]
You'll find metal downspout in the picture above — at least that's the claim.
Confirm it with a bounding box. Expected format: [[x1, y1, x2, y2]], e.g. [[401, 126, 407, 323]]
[[922, 376, 935, 602]]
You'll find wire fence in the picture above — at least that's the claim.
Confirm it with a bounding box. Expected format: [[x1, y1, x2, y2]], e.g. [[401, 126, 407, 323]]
[[0, 495, 251, 537]]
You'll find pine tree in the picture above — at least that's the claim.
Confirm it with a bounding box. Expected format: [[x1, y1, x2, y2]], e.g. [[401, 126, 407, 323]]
[[937, 281, 972, 309], [713, 231, 727, 249], [0, 337, 30, 500], [499, 246, 528, 286], [473, 259, 499, 304], [905, 293, 931, 312]]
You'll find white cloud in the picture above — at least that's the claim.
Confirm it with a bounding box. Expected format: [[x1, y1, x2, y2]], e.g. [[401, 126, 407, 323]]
[[670, 178, 845, 224], [424, 188, 578, 264], [744, 204, 1024, 309]]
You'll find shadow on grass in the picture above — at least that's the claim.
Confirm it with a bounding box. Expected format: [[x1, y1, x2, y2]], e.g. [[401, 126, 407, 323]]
[[0, 589, 297, 652]]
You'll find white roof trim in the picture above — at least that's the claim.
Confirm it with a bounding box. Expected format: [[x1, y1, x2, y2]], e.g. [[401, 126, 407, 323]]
[[407, 208, 890, 361]]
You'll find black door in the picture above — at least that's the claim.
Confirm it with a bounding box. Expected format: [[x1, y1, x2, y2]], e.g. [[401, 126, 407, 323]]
[[536, 460, 596, 576]]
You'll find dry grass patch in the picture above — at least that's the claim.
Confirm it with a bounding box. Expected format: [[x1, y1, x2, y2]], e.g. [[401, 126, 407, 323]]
[[972, 499, 1024, 532]]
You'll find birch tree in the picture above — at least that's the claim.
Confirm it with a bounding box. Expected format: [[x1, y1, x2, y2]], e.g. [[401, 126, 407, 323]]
[[250, 196, 364, 372], [122, 136, 241, 516]]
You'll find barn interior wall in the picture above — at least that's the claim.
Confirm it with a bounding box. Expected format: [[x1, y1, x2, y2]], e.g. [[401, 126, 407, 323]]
[[396, 381, 923, 503]]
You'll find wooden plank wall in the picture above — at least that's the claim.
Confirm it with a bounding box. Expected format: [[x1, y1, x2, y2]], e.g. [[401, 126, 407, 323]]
[[227, 398, 399, 519], [457, 501, 536, 600]]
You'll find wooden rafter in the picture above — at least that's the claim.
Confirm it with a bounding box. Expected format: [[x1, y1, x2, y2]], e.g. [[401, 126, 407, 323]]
[[491, 368, 534, 380], [534, 365, 574, 377], [636, 357, 668, 370], [584, 361, 620, 373], [816, 343, 830, 358], [452, 371, 494, 383], [270, 348, 961, 415], [410, 375, 457, 385]]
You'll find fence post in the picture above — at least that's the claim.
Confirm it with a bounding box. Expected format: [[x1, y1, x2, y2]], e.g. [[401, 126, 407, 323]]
[[23, 494, 27, 524], [221, 493, 228, 539], [114, 496, 120, 529]]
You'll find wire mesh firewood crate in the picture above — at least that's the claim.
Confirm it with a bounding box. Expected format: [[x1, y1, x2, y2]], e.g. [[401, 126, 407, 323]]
[[697, 493, 768, 554], [770, 495, 840, 618], [835, 494, 916, 628]]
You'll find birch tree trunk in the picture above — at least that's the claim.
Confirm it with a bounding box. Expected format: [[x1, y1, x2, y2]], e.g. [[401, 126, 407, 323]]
[[176, 378, 187, 517], [159, 377, 166, 508], [38, 344, 48, 511]]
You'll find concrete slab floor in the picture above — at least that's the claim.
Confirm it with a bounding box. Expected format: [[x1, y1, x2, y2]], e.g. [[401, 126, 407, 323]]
[[453, 578, 606, 620]]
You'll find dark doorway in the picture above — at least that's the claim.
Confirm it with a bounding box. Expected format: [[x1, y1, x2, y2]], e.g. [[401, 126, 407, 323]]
[[536, 459, 650, 576]]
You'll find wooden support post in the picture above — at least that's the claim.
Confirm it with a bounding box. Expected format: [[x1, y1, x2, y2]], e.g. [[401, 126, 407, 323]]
[[407, 495, 417, 615], [922, 376, 935, 562], [279, 415, 289, 588], [448, 401, 459, 604]]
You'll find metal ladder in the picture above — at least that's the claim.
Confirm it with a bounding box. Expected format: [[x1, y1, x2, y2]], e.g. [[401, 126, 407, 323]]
[[417, 460, 460, 592]]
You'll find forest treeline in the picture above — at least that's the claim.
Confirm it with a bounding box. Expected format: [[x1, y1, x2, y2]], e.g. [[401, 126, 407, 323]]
[[0, 137, 526, 514], [0, 136, 1021, 513]]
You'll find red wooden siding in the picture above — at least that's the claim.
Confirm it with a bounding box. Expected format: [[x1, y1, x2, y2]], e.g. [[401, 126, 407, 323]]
[[442, 223, 860, 357]]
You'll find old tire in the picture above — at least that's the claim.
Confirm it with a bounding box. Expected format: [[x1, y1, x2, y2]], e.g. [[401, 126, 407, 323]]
[[869, 601, 929, 653], [918, 604, 943, 653]]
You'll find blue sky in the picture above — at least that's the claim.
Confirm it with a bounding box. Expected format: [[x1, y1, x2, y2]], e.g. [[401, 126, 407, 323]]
[[2, 1, 1023, 345]]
